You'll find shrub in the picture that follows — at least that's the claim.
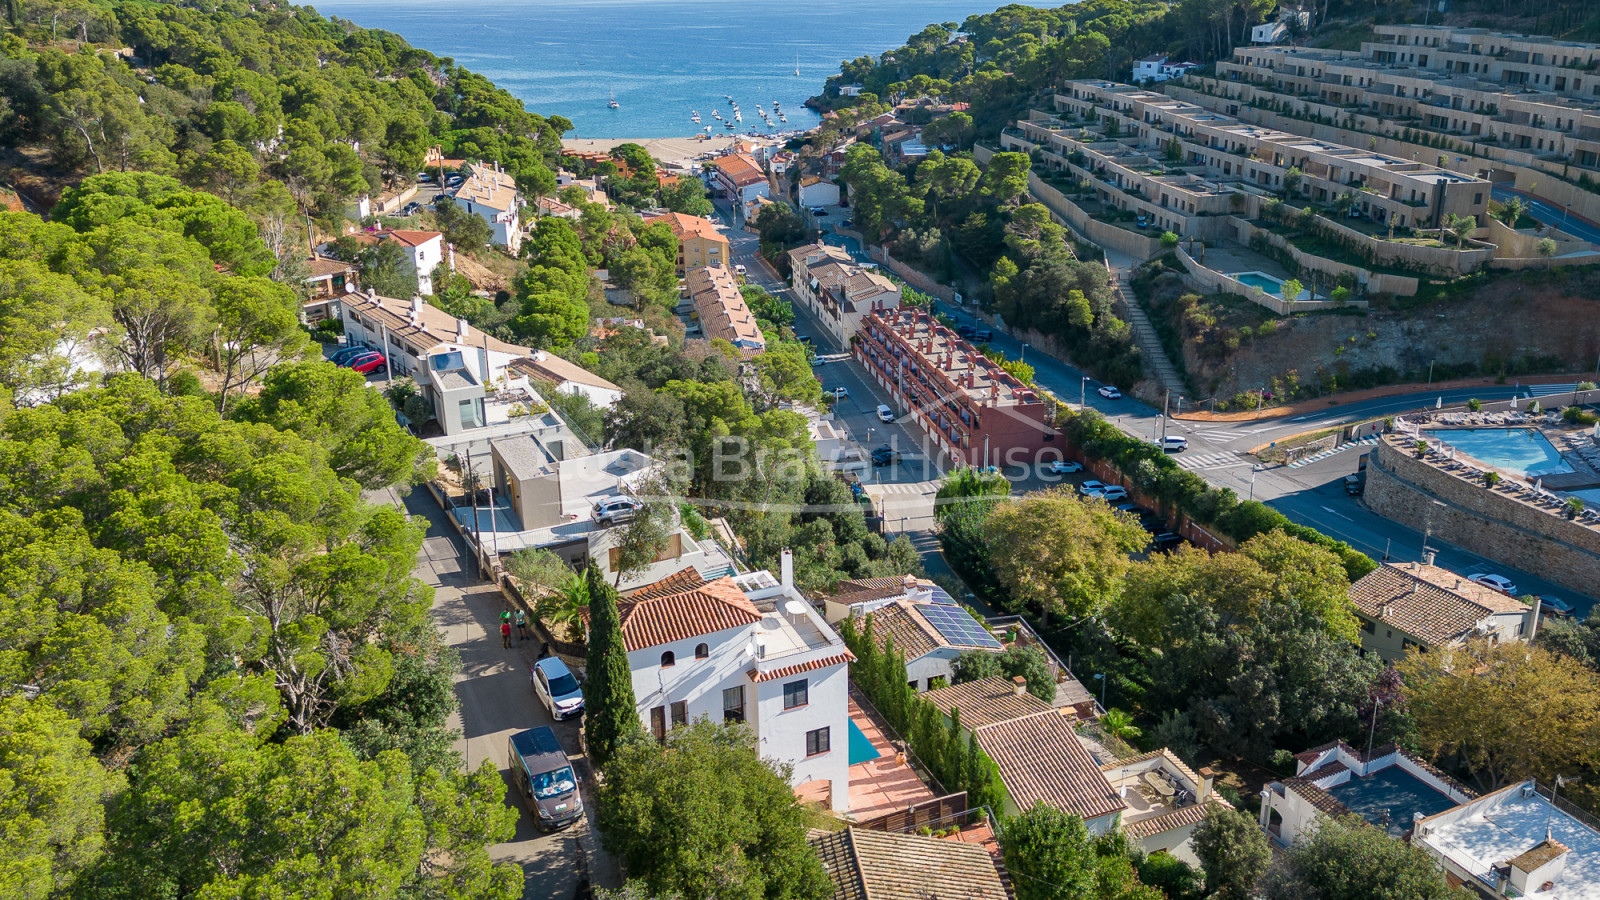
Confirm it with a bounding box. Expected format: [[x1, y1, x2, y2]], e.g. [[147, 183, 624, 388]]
[[1467, 398, 1482, 412], [1159, 231, 1179, 249]]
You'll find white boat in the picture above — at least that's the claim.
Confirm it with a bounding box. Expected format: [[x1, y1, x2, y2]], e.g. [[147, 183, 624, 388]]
[[734, 112, 742, 122], [779, 114, 787, 122], [704, 126, 712, 133], [794, 53, 800, 76], [725, 121, 735, 129], [713, 110, 721, 119], [607, 86, 618, 109]]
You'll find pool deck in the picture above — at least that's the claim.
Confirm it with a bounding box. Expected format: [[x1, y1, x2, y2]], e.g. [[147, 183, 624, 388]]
[[841, 693, 937, 821]]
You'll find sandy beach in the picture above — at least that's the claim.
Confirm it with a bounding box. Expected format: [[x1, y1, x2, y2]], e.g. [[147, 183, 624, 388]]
[[562, 133, 804, 168]]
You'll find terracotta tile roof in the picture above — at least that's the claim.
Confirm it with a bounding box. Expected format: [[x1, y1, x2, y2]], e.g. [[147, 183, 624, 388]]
[[810, 828, 1010, 900], [344, 292, 531, 358], [972, 712, 1125, 822], [624, 568, 708, 601], [1284, 779, 1352, 818], [644, 212, 728, 245], [1101, 749, 1205, 789], [305, 256, 356, 279], [1123, 797, 1231, 841], [451, 163, 520, 212], [1508, 838, 1569, 872], [615, 576, 760, 651], [747, 651, 855, 683], [864, 602, 940, 660], [510, 351, 623, 393], [1349, 562, 1528, 648], [922, 677, 1054, 729], [383, 229, 443, 248], [714, 153, 766, 188], [686, 265, 766, 351]]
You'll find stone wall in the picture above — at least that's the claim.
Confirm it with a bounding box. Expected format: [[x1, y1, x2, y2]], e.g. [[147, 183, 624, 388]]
[[1364, 435, 1600, 597], [1233, 219, 1419, 297], [1311, 216, 1495, 277], [1174, 245, 1369, 315]]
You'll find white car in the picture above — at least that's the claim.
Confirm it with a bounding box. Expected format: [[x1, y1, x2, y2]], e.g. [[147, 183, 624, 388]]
[[531, 658, 585, 721], [1079, 481, 1109, 497], [1047, 460, 1084, 474], [1468, 573, 1519, 596], [1099, 486, 1129, 501], [876, 404, 896, 423], [830, 386, 849, 399], [1162, 435, 1188, 452], [1097, 385, 1122, 400]]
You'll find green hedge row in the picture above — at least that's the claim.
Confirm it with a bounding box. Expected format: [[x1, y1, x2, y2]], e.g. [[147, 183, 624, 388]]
[[1057, 404, 1376, 580]]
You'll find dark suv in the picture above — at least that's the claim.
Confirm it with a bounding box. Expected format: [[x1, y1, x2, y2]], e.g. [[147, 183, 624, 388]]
[[508, 727, 583, 831]]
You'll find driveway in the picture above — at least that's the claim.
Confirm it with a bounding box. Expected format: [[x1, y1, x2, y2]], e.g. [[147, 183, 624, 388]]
[[384, 484, 612, 900]]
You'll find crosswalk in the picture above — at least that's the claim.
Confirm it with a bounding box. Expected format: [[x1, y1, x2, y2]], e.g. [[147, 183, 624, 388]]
[[1285, 435, 1378, 469], [864, 480, 938, 497], [1173, 451, 1251, 471], [1526, 383, 1580, 398]]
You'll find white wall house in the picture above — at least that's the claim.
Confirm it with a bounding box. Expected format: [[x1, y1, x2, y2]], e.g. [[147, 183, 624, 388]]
[[786, 243, 901, 348], [1251, 21, 1289, 44], [620, 553, 853, 812], [385, 230, 449, 295], [1260, 741, 1476, 848], [1413, 779, 1600, 900], [1131, 55, 1199, 83], [798, 177, 840, 208], [449, 162, 523, 254]]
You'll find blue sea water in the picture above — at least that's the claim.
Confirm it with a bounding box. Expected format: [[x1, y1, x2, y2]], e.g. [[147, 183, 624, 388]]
[[312, 0, 1047, 139]]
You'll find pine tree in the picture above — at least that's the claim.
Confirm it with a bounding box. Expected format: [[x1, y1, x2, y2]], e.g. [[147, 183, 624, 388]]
[[583, 563, 642, 767]]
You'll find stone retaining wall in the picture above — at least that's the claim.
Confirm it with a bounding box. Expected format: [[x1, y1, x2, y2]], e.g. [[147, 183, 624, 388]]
[[1233, 219, 1418, 297], [1174, 246, 1368, 314], [1364, 435, 1600, 597]]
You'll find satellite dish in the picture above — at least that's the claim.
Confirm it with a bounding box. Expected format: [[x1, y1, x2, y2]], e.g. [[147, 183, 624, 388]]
[[343, 282, 356, 294]]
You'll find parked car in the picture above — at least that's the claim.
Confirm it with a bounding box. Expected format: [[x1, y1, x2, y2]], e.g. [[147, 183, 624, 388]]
[[508, 727, 583, 832], [530, 657, 585, 721], [1047, 460, 1084, 474], [795, 335, 812, 345], [349, 352, 388, 374], [401, 201, 421, 216], [1136, 214, 1149, 229], [876, 404, 896, 423], [445, 174, 464, 187], [1538, 595, 1574, 617], [974, 329, 993, 341], [1468, 573, 1519, 595], [330, 345, 373, 365], [733, 264, 747, 277], [592, 495, 643, 527], [1343, 474, 1365, 496], [808, 355, 825, 367], [871, 446, 898, 467], [956, 325, 977, 338], [1097, 385, 1122, 400], [1152, 532, 1185, 552], [810, 207, 828, 217], [1079, 480, 1109, 497], [1161, 435, 1188, 452], [830, 386, 849, 399], [1099, 485, 1129, 501]]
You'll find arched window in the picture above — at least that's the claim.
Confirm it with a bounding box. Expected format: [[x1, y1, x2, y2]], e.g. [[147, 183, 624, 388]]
[[661, 651, 675, 668], [695, 643, 710, 660]]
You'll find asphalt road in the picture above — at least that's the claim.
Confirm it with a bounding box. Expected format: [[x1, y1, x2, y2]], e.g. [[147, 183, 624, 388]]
[[1490, 185, 1600, 246], [393, 485, 604, 900]]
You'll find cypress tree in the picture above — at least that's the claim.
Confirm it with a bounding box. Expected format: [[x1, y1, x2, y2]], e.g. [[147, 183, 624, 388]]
[[945, 706, 968, 790], [583, 562, 641, 767]]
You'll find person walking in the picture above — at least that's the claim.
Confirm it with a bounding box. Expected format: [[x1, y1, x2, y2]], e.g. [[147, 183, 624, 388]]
[[500, 620, 512, 649], [514, 608, 529, 641]]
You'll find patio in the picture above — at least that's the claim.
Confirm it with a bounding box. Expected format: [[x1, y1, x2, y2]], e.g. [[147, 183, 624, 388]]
[[842, 694, 937, 820]]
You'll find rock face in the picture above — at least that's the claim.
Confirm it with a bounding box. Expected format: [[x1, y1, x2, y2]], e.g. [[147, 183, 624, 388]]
[[1364, 434, 1600, 599]]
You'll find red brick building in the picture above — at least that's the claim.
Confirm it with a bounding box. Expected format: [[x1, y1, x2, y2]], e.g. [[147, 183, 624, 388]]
[[853, 308, 1058, 468]]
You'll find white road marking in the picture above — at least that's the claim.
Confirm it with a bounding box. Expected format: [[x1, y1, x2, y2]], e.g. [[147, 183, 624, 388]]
[[1319, 506, 1353, 522]]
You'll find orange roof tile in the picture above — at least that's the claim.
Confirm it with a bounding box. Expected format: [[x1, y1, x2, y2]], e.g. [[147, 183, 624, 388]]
[[747, 651, 855, 683], [714, 153, 766, 187], [615, 576, 760, 651], [1349, 562, 1528, 648], [643, 212, 728, 245], [972, 711, 1125, 822]]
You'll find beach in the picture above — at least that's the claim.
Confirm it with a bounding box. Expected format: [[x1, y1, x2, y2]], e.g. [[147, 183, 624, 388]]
[[562, 135, 771, 168]]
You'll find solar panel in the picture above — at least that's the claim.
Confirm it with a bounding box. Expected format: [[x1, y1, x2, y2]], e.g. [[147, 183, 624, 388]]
[[919, 602, 1002, 649]]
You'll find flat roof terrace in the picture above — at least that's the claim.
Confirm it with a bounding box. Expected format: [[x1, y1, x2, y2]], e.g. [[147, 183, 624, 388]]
[[1326, 765, 1461, 838]]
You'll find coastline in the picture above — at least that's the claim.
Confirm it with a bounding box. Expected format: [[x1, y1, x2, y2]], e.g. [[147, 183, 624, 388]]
[[562, 133, 805, 168]]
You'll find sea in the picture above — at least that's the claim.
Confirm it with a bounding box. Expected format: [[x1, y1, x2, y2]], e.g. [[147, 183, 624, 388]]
[[312, 0, 1049, 140]]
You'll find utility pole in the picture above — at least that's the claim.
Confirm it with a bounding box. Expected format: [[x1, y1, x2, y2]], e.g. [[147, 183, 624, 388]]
[[1081, 376, 1089, 409], [1160, 390, 1171, 444], [464, 444, 482, 578]]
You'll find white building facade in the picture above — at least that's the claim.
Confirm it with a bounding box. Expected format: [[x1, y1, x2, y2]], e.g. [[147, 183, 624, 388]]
[[621, 553, 853, 812], [450, 162, 523, 254]]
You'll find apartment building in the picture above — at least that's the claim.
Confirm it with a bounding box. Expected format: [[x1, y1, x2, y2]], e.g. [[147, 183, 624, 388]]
[[685, 265, 766, 355], [1001, 80, 1489, 234], [786, 242, 901, 347], [643, 212, 729, 273], [853, 308, 1057, 468], [1214, 25, 1600, 172], [619, 555, 854, 812], [712, 152, 770, 214]]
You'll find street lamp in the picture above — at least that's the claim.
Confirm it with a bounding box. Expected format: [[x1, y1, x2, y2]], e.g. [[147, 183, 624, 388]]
[[1093, 672, 1106, 709], [1021, 342, 1029, 363], [1427, 359, 1435, 386], [1081, 375, 1090, 409], [1248, 465, 1259, 501]]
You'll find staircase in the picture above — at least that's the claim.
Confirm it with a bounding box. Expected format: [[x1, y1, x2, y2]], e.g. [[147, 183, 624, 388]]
[[1110, 265, 1188, 401]]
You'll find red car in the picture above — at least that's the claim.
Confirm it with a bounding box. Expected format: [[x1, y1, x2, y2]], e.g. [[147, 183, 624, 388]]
[[349, 352, 387, 374]]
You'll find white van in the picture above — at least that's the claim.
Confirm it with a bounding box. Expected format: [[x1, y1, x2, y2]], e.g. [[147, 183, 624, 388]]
[[876, 404, 895, 423]]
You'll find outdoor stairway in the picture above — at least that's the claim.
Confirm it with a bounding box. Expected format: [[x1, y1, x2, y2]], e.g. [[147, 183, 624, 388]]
[[1110, 265, 1187, 401]]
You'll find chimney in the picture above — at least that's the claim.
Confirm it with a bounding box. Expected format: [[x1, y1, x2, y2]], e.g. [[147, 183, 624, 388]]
[[1380, 604, 1393, 620], [1011, 676, 1028, 696], [780, 548, 794, 591], [1421, 548, 1437, 566], [456, 317, 471, 340], [1198, 766, 1215, 803], [409, 295, 423, 323]]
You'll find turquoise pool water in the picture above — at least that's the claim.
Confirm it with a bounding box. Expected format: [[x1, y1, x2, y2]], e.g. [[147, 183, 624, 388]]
[[1424, 428, 1573, 477], [847, 720, 880, 765], [1234, 272, 1284, 294]]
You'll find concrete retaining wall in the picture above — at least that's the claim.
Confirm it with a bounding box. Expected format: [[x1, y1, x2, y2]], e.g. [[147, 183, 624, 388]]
[[1311, 216, 1495, 277], [1364, 436, 1600, 598], [1234, 219, 1418, 296], [1174, 245, 1368, 314], [1026, 174, 1166, 261]]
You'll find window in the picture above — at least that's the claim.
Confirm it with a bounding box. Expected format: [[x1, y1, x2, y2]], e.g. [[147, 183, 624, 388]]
[[806, 727, 831, 757], [670, 701, 688, 728], [651, 706, 666, 742], [661, 650, 675, 667], [695, 643, 710, 660], [1360, 617, 1376, 635], [783, 679, 809, 710], [723, 686, 745, 723]]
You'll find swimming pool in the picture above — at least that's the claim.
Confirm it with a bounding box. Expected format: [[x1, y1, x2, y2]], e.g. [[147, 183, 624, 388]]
[[1565, 487, 1600, 509], [1229, 270, 1311, 301], [1423, 428, 1573, 477], [847, 719, 880, 765]]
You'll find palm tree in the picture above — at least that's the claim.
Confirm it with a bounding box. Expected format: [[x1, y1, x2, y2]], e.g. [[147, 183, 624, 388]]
[[1100, 708, 1142, 743], [536, 575, 590, 642]]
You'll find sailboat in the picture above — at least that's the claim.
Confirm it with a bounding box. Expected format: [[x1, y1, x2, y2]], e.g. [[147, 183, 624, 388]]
[[794, 53, 800, 76], [607, 86, 619, 109]]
